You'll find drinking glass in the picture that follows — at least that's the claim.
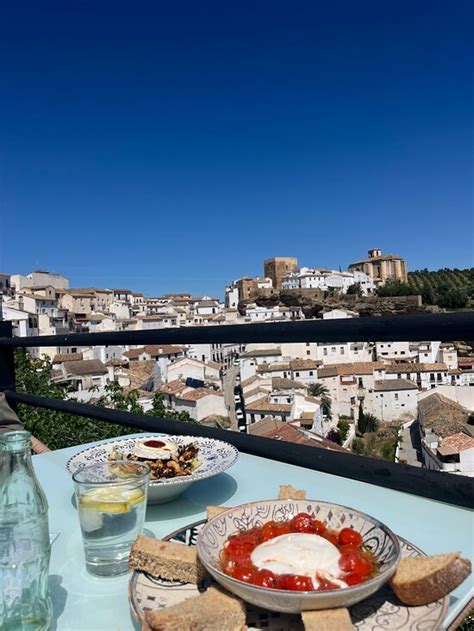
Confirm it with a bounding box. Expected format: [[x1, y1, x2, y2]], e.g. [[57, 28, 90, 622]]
[[73, 461, 149, 576]]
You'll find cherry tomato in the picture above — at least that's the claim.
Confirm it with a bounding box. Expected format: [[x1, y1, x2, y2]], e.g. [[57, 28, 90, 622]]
[[290, 513, 315, 533], [339, 543, 360, 556], [318, 577, 340, 591], [282, 574, 314, 591], [352, 555, 373, 577], [322, 530, 339, 546], [261, 521, 279, 542], [275, 521, 292, 536], [230, 565, 257, 583], [338, 528, 363, 547], [339, 549, 360, 573], [253, 569, 277, 588], [345, 572, 365, 586], [313, 519, 326, 535], [225, 538, 254, 564]]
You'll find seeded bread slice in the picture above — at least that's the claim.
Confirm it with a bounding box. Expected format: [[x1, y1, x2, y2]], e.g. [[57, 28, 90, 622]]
[[144, 586, 247, 631], [278, 484, 307, 500], [389, 552, 472, 606], [129, 536, 206, 584], [301, 608, 353, 630], [206, 505, 229, 520]]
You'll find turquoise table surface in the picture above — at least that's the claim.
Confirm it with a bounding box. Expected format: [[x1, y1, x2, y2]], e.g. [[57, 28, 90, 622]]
[[33, 434, 473, 631]]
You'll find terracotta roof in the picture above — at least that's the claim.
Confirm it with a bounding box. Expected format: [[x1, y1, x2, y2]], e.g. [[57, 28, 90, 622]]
[[248, 418, 349, 453], [374, 379, 419, 392], [349, 253, 405, 265], [157, 379, 188, 395], [106, 358, 128, 367], [245, 397, 292, 413], [418, 393, 471, 438], [52, 352, 83, 363], [139, 314, 178, 321], [448, 369, 462, 375], [318, 362, 385, 378], [123, 344, 184, 359], [256, 363, 291, 374], [241, 375, 259, 387], [437, 432, 474, 456], [290, 359, 320, 370], [385, 363, 447, 374], [127, 360, 155, 389], [240, 348, 282, 358], [64, 359, 107, 376], [272, 377, 306, 390], [176, 388, 224, 402]]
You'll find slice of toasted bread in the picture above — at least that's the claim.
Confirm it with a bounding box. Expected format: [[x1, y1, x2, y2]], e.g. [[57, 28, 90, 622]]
[[389, 552, 472, 606], [278, 484, 307, 500], [144, 586, 247, 631], [301, 608, 353, 630], [206, 505, 229, 520], [129, 536, 206, 584], [143, 612, 197, 631]]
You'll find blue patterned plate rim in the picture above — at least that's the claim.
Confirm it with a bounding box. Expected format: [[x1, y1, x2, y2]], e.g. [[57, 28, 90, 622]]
[[65, 434, 239, 487]]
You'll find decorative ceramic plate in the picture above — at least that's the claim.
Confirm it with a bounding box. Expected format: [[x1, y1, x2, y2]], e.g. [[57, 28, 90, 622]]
[[66, 434, 238, 503], [129, 520, 449, 630]]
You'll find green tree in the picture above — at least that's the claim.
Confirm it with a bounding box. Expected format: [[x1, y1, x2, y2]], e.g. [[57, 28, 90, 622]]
[[147, 392, 196, 424], [307, 382, 332, 419], [14, 349, 141, 450], [436, 287, 468, 309], [346, 283, 362, 297], [364, 413, 380, 433], [13, 350, 196, 450], [376, 280, 413, 297], [337, 418, 350, 442], [357, 402, 367, 435]]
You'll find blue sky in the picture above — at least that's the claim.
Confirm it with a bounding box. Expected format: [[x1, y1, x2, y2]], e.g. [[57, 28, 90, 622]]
[[0, 1, 472, 298]]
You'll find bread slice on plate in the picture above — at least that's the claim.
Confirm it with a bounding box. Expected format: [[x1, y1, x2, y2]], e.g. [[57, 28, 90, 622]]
[[389, 552, 472, 606], [143, 586, 247, 631], [301, 608, 353, 630], [278, 484, 307, 500], [129, 536, 206, 584]]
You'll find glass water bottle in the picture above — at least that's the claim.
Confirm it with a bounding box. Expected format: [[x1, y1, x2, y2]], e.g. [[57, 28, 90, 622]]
[[0, 430, 52, 630]]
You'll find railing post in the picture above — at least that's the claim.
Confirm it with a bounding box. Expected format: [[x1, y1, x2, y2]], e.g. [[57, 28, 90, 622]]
[[0, 321, 16, 410]]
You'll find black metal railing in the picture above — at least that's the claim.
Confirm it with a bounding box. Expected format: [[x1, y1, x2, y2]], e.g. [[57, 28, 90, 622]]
[[1, 312, 473, 508]]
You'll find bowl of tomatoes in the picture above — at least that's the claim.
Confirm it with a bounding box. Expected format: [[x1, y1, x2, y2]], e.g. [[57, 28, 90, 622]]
[[196, 499, 401, 613]]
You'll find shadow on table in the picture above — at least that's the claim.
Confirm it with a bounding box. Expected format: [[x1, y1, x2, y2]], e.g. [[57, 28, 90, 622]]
[[49, 574, 68, 631], [145, 472, 238, 524]]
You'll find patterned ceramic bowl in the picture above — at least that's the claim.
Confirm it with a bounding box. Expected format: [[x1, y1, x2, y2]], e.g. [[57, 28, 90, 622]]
[[197, 499, 401, 613], [66, 434, 239, 504]]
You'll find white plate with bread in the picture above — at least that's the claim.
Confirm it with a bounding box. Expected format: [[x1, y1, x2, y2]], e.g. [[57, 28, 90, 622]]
[[128, 488, 470, 629]]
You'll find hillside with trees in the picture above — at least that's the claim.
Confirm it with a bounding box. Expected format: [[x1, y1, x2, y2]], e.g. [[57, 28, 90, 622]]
[[377, 268, 473, 309]]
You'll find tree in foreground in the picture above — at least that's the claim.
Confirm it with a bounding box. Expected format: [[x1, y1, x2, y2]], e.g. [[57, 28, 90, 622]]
[[307, 382, 332, 419]]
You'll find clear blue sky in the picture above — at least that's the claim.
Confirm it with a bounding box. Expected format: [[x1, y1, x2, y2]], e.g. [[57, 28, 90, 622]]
[[0, 1, 472, 298]]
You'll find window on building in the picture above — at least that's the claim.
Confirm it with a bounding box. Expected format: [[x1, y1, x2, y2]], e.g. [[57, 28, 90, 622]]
[[295, 372, 300, 377], [331, 347, 336, 352], [341, 348, 345, 354], [306, 350, 311, 356], [395, 393, 399, 400], [323, 348, 328, 356], [309, 371, 314, 376]]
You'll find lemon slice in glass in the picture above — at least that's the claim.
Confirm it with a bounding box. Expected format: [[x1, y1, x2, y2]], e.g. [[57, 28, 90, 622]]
[[80, 487, 145, 514]]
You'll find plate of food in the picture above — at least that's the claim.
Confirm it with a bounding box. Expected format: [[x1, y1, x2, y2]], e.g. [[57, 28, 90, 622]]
[[128, 487, 471, 629], [66, 434, 239, 503]]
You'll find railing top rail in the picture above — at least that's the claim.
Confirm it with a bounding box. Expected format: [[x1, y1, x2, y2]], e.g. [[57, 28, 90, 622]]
[[0, 312, 472, 347], [6, 390, 473, 509]]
